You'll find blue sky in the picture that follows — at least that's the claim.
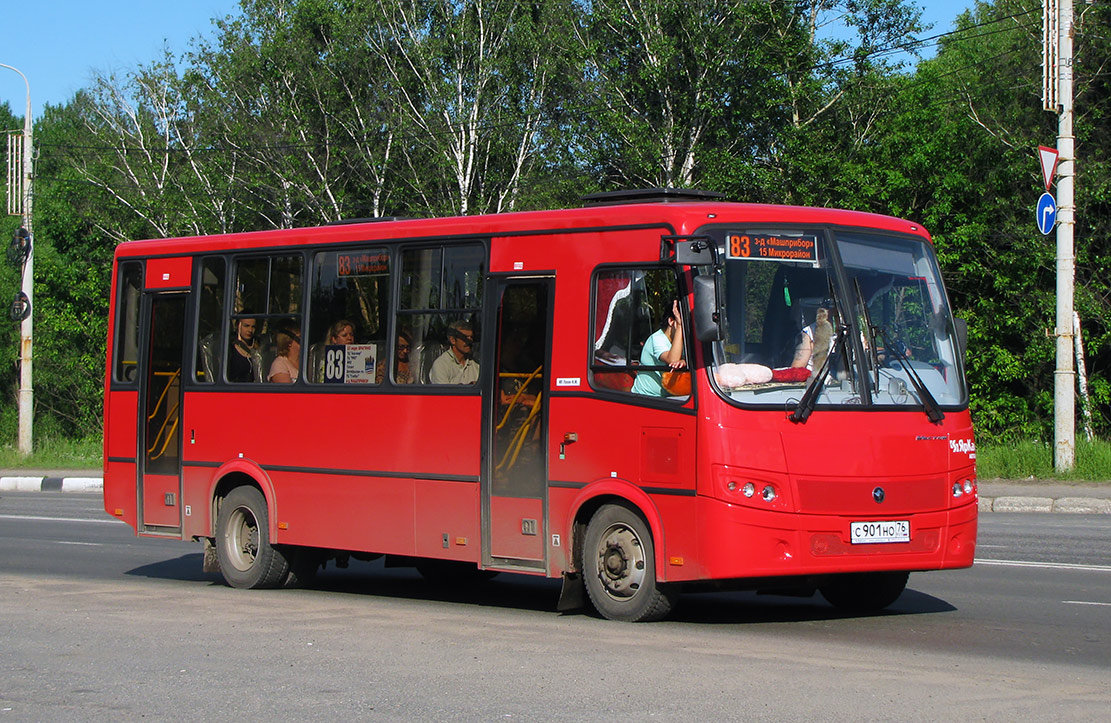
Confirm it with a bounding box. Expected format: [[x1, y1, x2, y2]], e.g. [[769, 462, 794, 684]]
[[2, 1, 977, 122]]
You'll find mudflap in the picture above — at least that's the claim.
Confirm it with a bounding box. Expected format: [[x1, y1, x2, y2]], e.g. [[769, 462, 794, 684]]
[[202, 537, 221, 574], [557, 571, 586, 612]]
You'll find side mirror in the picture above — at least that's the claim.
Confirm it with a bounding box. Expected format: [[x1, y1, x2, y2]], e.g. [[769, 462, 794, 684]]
[[693, 275, 722, 342], [954, 316, 968, 359]]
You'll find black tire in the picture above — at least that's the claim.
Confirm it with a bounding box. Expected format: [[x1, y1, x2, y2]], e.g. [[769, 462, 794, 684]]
[[582, 503, 677, 622], [215, 486, 289, 589], [819, 571, 909, 612]]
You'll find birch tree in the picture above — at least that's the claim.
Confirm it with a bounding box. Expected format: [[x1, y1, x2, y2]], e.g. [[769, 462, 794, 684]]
[[365, 0, 575, 215]]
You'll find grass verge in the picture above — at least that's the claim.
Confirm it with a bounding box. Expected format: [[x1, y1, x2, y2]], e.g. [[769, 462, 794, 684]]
[[976, 438, 1111, 481], [0, 436, 101, 471]]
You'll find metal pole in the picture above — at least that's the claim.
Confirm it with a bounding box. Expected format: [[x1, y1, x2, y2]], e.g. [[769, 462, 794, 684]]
[[1053, 0, 1075, 471], [0, 63, 33, 456]]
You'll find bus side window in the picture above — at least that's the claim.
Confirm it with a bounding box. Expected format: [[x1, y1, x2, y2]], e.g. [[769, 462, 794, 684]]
[[396, 244, 485, 385], [229, 255, 304, 384], [194, 257, 225, 384], [590, 267, 688, 400], [113, 261, 143, 384], [306, 248, 390, 385]]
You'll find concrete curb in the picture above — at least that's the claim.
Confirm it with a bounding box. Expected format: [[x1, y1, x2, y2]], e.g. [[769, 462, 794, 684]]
[[978, 496, 1111, 514], [0, 476, 103, 493]]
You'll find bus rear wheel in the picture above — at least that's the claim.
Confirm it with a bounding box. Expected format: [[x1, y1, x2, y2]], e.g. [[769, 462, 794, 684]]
[[583, 504, 677, 622], [215, 486, 289, 589], [819, 571, 909, 612]]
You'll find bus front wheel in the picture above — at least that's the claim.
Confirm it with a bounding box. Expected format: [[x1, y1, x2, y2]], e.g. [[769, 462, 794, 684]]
[[215, 486, 289, 589], [819, 571, 909, 612], [583, 504, 677, 622]]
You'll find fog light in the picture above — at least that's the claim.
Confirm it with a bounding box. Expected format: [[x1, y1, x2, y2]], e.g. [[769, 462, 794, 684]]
[[762, 485, 777, 502], [742, 482, 755, 498], [952, 483, 963, 498], [963, 479, 974, 495]]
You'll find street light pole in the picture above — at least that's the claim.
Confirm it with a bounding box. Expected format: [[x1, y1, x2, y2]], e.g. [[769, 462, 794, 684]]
[[1, 62, 33, 456], [1052, 0, 1076, 472]]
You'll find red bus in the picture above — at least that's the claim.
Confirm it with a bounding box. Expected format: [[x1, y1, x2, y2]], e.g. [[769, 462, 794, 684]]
[[103, 188, 977, 621]]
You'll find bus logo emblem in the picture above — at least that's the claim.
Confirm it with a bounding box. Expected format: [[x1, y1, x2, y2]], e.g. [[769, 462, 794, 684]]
[[873, 487, 885, 504]]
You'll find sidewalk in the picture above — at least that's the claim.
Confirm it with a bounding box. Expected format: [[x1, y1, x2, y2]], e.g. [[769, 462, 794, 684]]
[[3, 470, 1111, 513]]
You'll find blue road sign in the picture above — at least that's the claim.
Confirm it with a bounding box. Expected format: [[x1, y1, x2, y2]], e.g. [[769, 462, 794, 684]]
[[1036, 192, 1057, 235]]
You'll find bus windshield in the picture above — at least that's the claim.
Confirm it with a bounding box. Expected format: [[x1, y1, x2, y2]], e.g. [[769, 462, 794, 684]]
[[702, 227, 966, 412]]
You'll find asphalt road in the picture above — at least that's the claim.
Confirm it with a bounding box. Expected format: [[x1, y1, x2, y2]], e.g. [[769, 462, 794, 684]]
[[1, 491, 1108, 720]]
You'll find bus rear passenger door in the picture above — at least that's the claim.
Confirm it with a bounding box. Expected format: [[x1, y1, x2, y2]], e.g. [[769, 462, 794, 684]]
[[137, 292, 188, 535], [483, 276, 553, 570]]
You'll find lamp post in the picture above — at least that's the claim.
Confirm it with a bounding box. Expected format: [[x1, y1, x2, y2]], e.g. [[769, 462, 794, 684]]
[[1, 62, 33, 456]]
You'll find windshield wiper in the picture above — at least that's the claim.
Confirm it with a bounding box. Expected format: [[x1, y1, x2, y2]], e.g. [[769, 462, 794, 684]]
[[789, 323, 846, 424], [875, 326, 945, 423]]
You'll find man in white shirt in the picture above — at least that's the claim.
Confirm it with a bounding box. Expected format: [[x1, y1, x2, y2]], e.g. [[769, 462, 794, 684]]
[[430, 320, 480, 384]]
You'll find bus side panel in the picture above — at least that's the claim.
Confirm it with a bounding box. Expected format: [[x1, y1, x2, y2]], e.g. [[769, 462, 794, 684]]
[[182, 465, 213, 539], [268, 470, 416, 555], [182, 391, 481, 556], [103, 390, 139, 528], [414, 479, 480, 562], [651, 493, 702, 582], [103, 459, 138, 530], [547, 394, 698, 582]]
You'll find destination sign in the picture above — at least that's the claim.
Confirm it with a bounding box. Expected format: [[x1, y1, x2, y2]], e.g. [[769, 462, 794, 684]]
[[336, 251, 389, 277], [726, 233, 819, 264]]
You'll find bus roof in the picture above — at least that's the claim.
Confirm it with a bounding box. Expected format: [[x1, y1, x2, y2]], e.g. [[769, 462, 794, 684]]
[[113, 201, 931, 258]]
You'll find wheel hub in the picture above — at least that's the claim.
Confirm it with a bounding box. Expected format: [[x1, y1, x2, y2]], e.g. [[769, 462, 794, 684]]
[[595, 523, 647, 600]]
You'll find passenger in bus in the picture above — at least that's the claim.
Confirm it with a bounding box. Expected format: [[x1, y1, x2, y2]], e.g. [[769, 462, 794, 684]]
[[267, 326, 302, 383], [376, 329, 415, 384], [310, 319, 356, 382], [429, 320, 479, 384], [631, 299, 686, 396], [328, 319, 355, 345], [227, 317, 262, 383], [791, 305, 835, 372]]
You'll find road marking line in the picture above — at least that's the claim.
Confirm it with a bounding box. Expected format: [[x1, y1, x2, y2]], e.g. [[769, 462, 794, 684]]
[[976, 558, 1111, 573], [0, 514, 123, 525], [52, 540, 102, 546], [1062, 600, 1111, 607]]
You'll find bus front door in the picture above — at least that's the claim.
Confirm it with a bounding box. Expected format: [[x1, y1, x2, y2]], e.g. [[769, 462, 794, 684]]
[[483, 276, 553, 570], [136, 292, 188, 535]]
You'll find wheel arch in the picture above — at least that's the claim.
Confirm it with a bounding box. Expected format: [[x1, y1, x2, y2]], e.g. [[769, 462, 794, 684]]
[[206, 460, 276, 539], [565, 479, 668, 582]]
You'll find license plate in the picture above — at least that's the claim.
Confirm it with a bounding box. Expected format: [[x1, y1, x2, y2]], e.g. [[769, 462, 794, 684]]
[[850, 520, 910, 544]]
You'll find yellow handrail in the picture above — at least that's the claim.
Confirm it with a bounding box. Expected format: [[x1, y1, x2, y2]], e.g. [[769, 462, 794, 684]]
[[146, 368, 182, 461], [146, 368, 181, 422], [147, 401, 180, 461], [496, 365, 543, 472], [496, 366, 543, 432]]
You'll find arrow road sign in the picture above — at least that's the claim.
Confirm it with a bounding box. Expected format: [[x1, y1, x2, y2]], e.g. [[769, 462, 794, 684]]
[[1038, 145, 1059, 191], [1037, 192, 1057, 235]]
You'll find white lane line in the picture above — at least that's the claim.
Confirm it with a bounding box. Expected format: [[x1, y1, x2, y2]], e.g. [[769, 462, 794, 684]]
[[0, 513, 124, 525], [52, 540, 102, 547], [1062, 600, 1111, 607], [976, 558, 1111, 573]]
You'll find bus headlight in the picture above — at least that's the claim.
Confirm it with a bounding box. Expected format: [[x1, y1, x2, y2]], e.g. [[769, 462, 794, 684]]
[[963, 479, 975, 495], [761, 485, 777, 502], [742, 482, 756, 498], [952, 482, 963, 498]]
